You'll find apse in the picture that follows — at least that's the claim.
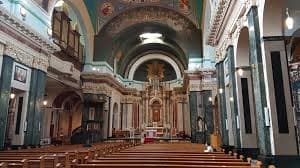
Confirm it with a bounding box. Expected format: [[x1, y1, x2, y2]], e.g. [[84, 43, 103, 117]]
[[133, 59, 177, 82]]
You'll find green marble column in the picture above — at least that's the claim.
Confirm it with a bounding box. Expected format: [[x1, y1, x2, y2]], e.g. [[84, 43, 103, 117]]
[[227, 46, 241, 148], [202, 90, 213, 143], [216, 61, 229, 146], [0, 55, 14, 148], [247, 6, 271, 155], [82, 94, 92, 145], [189, 91, 198, 143], [24, 69, 46, 146]]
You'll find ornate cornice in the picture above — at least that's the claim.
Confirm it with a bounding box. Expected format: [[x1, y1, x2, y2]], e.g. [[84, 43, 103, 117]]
[[82, 82, 113, 97], [212, 0, 256, 62], [81, 72, 138, 95], [206, 0, 232, 46], [4, 42, 49, 72], [0, 6, 59, 54], [121, 95, 141, 104]]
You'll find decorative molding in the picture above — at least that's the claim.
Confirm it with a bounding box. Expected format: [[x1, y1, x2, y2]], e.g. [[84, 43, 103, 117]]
[[0, 6, 59, 54], [103, 6, 196, 36], [82, 82, 113, 97], [211, 0, 255, 62], [4, 42, 49, 72], [121, 95, 141, 103], [206, 0, 232, 46]]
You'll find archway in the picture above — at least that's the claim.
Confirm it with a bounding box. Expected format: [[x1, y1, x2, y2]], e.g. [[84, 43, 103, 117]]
[[51, 91, 83, 143], [151, 101, 161, 124], [235, 27, 258, 149], [262, 0, 284, 37]]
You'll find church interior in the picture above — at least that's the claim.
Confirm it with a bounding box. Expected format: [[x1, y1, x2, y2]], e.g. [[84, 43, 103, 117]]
[[0, 0, 300, 167]]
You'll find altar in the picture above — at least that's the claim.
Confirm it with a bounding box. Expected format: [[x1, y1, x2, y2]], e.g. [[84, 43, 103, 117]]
[[145, 127, 165, 138]]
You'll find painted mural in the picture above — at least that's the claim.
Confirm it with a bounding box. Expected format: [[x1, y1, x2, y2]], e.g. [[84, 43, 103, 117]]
[[96, 0, 198, 33], [103, 6, 195, 36], [100, 2, 115, 17]]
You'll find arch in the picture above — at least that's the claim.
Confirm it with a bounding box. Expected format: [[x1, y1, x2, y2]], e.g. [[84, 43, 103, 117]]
[[93, 5, 202, 67], [149, 97, 163, 105], [234, 26, 258, 149], [52, 91, 83, 109], [99, 5, 198, 35], [236, 27, 250, 67], [128, 53, 182, 80], [262, 0, 284, 36]]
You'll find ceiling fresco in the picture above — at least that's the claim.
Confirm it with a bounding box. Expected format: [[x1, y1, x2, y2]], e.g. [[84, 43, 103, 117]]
[[83, 0, 203, 33], [104, 6, 195, 36]]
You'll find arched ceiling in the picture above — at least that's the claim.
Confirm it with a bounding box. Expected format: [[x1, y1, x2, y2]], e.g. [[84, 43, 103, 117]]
[[82, 0, 203, 33], [94, 5, 203, 78], [34, 0, 203, 64]]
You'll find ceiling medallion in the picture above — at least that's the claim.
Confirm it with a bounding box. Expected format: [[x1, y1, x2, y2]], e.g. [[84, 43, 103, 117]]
[[100, 2, 114, 17], [178, 0, 191, 15]]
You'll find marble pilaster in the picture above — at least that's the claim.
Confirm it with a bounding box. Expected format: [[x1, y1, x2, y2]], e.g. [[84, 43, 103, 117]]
[[216, 61, 229, 145], [247, 6, 271, 155], [0, 55, 13, 148], [189, 91, 198, 143], [227, 46, 241, 148], [24, 69, 46, 146]]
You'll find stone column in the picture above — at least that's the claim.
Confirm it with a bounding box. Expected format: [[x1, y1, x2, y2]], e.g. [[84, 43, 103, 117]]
[[247, 6, 271, 155], [24, 69, 46, 146], [227, 46, 241, 148], [177, 102, 183, 131], [216, 61, 229, 146], [189, 92, 198, 143], [146, 97, 149, 124], [0, 55, 13, 148], [127, 103, 132, 129]]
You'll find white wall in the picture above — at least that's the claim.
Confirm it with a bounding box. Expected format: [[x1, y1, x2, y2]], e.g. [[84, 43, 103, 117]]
[[264, 40, 297, 155]]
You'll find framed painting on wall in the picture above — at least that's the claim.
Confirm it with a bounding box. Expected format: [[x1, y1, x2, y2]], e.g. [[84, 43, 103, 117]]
[[14, 65, 27, 83]]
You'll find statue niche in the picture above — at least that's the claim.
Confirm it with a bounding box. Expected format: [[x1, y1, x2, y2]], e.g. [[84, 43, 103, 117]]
[[151, 100, 161, 122]]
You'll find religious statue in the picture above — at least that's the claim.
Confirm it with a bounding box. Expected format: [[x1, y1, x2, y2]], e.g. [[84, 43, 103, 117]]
[[197, 116, 207, 132]]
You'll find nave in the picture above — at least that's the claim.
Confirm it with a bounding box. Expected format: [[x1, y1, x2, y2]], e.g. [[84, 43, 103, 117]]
[[0, 141, 264, 168]]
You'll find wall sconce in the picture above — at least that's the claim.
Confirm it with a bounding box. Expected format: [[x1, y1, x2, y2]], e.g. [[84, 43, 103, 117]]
[[230, 97, 234, 102], [208, 97, 213, 102], [286, 8, 294, 30], [10, 93, 16, 99], [219, 88, 223, 94], [237, 68, 244, 76], [43, 100, 48, 106], [20, 7, 27, 20]]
